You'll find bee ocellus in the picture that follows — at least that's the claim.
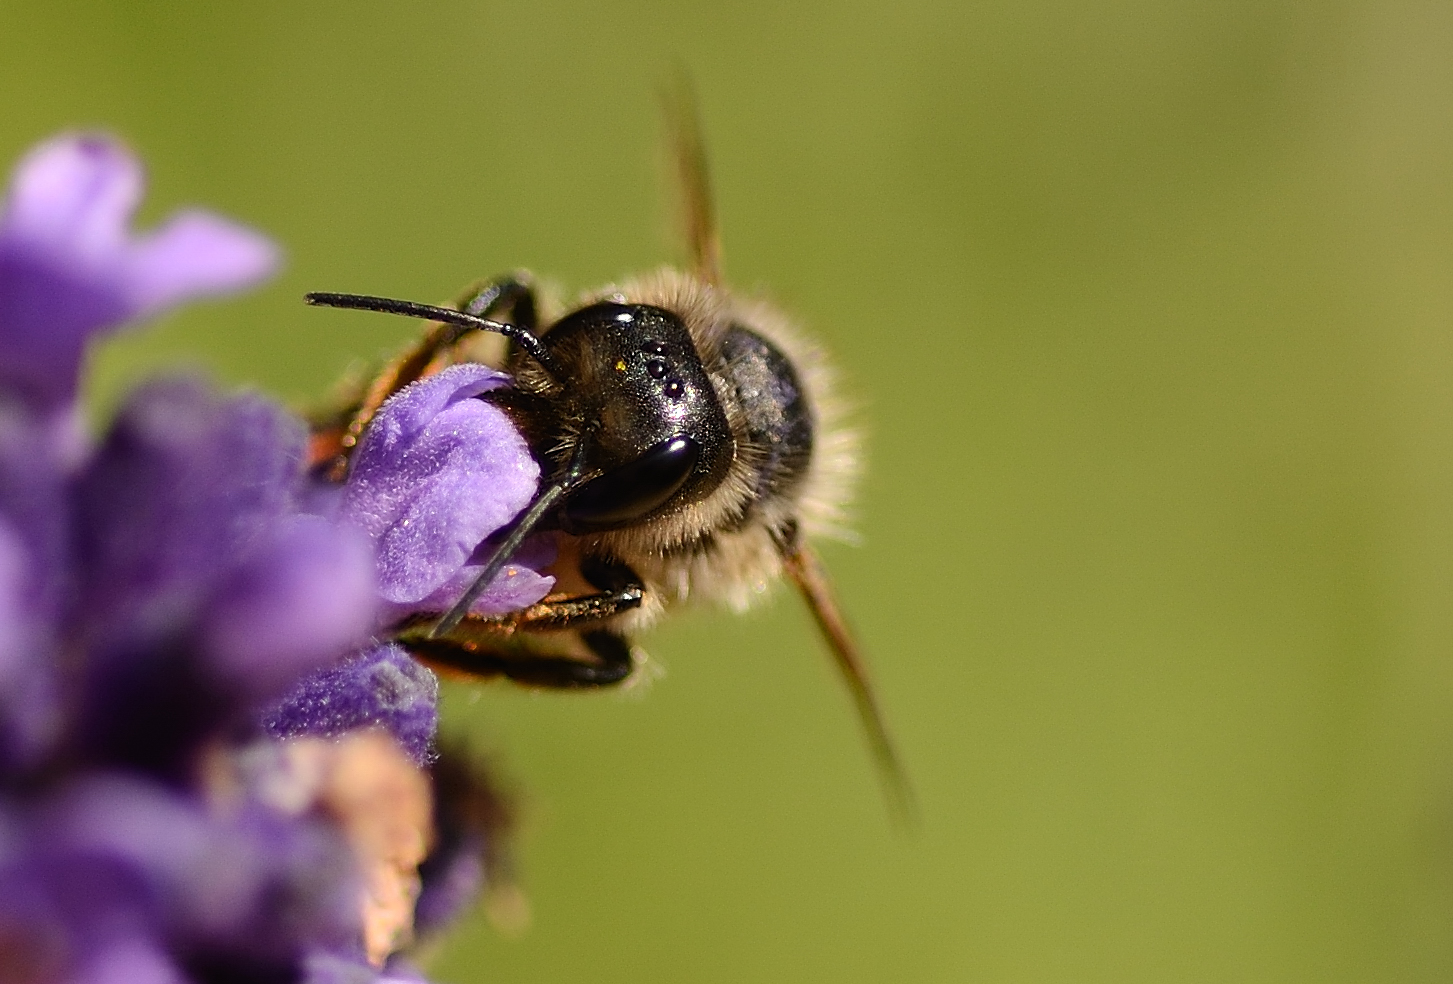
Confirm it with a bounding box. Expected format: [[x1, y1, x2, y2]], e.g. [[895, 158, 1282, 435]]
[[305, 96, 912, 817]]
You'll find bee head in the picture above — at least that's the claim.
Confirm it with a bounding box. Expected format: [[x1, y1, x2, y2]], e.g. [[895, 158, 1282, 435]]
[[529, 301, 735, 534]]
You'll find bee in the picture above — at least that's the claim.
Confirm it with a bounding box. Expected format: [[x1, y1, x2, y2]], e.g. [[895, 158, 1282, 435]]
[[306, 95, 911, 815]]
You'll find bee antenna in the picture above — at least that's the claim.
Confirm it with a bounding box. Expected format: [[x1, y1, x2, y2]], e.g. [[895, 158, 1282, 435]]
[[305, 292, 566, 383]]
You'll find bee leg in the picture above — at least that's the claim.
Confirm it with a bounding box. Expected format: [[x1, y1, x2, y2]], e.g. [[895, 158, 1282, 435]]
[[394, 556, 645, 687], [460, 275, 537, 328], [398, 555, 644, 636], [309, 275, 540, 479], [396, 577, 644, 640], [401, 628, 636, 689], [497, 553, 646, 630], [501, 584, 643, 631]]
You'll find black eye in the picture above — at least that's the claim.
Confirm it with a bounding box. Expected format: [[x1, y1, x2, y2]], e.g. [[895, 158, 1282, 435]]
[[560, 436, 701, 534]]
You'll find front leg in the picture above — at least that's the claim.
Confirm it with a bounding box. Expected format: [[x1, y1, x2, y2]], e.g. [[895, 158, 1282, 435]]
[[400, 627, 636, 689], [392, 554, 645, 688]]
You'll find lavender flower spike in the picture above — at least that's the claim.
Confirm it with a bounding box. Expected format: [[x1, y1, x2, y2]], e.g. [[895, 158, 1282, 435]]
[[0, 133, 278, 412], [0, 133, 474, 984]]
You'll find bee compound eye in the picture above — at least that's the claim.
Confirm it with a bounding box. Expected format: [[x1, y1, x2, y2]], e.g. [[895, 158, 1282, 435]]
[[560, 436, 702, 534]]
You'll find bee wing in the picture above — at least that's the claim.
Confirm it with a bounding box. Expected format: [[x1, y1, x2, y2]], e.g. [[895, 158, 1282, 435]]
[[782, 542, 918, 825], [662, 74, 723, 287]]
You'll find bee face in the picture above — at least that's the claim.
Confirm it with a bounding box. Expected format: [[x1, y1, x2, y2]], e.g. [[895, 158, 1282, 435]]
[[517, 301, 735, 535]]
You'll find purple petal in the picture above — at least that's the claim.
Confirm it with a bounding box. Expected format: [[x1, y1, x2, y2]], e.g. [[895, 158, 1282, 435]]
[[0, 402, 72, 768], [0, 517, 29, 683], [301, 952, 381, 984], [392, 531, 556, 621], [72, 381, 329, 773], [124, 210, 278, 316], [0, 134, 142, 254], [0, 134, 278, 412], [413, 843, 483, 936], [262, 644, 439, 766], [378, 959, 431, 984], [204, 515, 377, 704], [74, 378, 307, 643], [340, 364, 551, 610], [40, 777, 209, 894], [302, 952, 430, 984], [41, 776, 361, 958], [0, 403, 71, 620], [73, 938, 187, 984], [0, 246, 126, 411], [0, 515, 59, 767]]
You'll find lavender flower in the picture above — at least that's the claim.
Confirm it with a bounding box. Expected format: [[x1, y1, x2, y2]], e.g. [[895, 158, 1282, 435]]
[[263, 644, 440, 767], [0, 133, 534, 983], [70, 377, 377, 777], [0, 133, 276, 415], [264, 363, 557, 761], [336, 362, 554, 620]]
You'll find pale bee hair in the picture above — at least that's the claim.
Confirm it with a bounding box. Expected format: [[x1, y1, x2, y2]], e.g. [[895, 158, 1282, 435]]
[[533, 266, 859, 635]]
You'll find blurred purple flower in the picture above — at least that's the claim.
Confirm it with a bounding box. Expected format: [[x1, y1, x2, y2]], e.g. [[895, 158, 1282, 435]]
[[412, 745, 517, 938], [0, 132, 529, 984], [0, 133, 277, 414], [304, 952, 431, 984], [70, 378, 378, 779], [259, 358, 550, 950], [0, 372, 385, 980]]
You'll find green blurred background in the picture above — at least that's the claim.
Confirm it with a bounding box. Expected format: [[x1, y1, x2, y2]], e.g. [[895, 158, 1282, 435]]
[[6, 0, 1453, 980]]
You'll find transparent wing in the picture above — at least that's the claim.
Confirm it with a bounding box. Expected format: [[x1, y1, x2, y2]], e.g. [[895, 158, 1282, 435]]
[[782, 541, 918, 826], [662, 73, 724, 286]]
